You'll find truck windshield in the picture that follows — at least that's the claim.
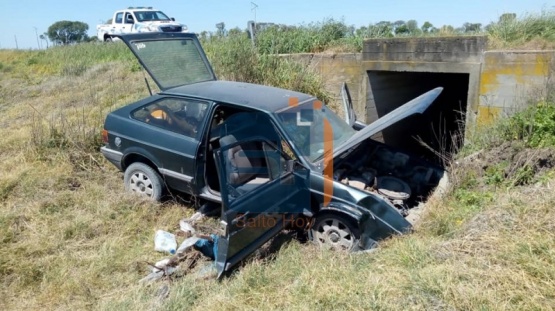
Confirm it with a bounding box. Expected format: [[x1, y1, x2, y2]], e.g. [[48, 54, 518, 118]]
[[135, 11, 171, 22], [275, 100, 355, 163]]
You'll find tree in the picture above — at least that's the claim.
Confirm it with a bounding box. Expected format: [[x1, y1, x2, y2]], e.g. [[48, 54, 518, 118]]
[[215, 22, 226, 36], [421, 21, 434, 33], [439, 25, 455, 34], [499, 13, 517, 23], [373, 21, 393, 37], [406, 20, 420, 34], [47, 21, 89, 45], [228, 27, 243, 36], [463, 22, 482, 33]]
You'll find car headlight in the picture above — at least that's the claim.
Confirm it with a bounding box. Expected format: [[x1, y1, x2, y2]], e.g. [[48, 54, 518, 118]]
[[148, 25, 160, 32]]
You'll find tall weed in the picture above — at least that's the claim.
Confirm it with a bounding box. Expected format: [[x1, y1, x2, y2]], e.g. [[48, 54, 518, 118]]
[[203, 33, 331, 103], [487, 10, 555, 48]]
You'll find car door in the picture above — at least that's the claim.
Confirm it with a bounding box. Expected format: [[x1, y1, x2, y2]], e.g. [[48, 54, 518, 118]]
[[122, 11, 135, 33], [341, 82, 356, 128], [127, 96, 210, 193], [341, 82, 368, 131], [213, 137, 310, 278], [112, 12, 124, 34]]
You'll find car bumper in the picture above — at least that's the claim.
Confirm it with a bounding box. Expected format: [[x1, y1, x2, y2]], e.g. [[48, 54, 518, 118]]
[[101, 146, 123, 171]]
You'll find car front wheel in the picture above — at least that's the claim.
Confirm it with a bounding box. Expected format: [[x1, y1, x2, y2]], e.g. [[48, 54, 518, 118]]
[[311, 214, 360, 251], [124, 163, 163, 201]]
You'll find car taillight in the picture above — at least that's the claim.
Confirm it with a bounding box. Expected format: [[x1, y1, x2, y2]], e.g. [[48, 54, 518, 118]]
[[101, 129, 109, 144]]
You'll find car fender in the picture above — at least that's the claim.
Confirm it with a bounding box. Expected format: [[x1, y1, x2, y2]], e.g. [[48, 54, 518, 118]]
[[317, 201, 369, 225], [121, 147, 162, 171]]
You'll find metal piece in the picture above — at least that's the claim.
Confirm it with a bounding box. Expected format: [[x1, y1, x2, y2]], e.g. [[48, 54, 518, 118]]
[[376, 176, 411, 200]]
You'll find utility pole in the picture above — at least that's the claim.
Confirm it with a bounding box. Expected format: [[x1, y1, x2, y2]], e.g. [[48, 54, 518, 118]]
[[251, 2, 258, 27], [14, 35, 18, 49], [34, 27, 41, 49]]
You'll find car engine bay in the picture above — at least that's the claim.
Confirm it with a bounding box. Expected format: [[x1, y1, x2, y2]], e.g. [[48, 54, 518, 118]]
[[333, 141, 444, 216]]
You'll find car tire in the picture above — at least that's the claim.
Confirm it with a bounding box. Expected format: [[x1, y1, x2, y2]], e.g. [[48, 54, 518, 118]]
[[105, 36, 112, 42], [124, 163, 164, 201], [311, 214, 360, 251]]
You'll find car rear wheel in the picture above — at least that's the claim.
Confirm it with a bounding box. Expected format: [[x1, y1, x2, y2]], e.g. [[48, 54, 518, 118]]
[[124, 163, 163, 201], [311, 214, 360, 251]]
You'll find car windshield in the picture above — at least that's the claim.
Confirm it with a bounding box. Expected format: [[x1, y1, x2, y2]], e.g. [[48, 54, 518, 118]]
[[275, 100, 355, 163], [135, 11, 171, 22]]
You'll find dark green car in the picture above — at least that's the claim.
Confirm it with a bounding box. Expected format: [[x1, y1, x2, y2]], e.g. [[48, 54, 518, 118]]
[[101, 33, 445, 278]]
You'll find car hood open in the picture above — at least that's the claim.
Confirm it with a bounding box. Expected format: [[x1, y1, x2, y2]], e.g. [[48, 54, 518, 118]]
[[320, 87, 443, 165]]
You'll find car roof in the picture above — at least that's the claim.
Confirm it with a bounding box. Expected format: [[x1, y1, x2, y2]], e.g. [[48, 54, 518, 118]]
[[162, 80, 315, 112]]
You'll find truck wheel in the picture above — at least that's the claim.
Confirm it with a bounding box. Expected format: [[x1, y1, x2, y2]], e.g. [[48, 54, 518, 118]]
[[105, 36, 113, 42], [124, 163, 164, 201], [311, 214, 360, 251]]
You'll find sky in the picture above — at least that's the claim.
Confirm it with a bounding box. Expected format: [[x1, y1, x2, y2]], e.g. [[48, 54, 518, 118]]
[[1, 0, 554, 49]]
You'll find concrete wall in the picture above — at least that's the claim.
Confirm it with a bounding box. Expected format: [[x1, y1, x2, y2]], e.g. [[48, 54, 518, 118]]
[[283, 53, 365, 119], [284, 37, 555, 133], [478, 51, 554, 124]]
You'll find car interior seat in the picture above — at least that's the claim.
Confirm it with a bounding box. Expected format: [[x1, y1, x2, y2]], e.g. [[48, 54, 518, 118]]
[[219, 134, 269, 195], [147, 109, 171, 128]]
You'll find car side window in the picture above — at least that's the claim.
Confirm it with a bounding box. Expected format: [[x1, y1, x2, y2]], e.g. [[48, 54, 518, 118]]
[[115, 13, 123, 24], [221, 138, 289, 203], [132, 97, 208, 139]]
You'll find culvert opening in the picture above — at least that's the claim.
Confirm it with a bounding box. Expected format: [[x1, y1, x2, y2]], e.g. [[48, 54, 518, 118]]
[[367, 70, 469, 166]]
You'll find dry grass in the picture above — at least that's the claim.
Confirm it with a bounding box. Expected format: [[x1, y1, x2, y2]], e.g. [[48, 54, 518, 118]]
[[2, 43, 555, 311]]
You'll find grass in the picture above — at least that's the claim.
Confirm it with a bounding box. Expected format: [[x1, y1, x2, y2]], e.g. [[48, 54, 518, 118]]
[[487, 10, 555, 49], [211, 9, 555, 53], [1, 26, 555, 310], [202, 33, 331, 104]]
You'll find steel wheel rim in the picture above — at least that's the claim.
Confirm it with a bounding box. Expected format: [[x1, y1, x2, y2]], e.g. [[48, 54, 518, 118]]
[[129, 172, 154, 196], [313, 218, 355, 250]]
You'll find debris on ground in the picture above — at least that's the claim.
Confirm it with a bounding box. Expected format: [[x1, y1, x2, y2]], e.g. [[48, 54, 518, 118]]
[[179, 219, 196, 237], [154, 230, 177, 255], [141, 212, 222, 284]]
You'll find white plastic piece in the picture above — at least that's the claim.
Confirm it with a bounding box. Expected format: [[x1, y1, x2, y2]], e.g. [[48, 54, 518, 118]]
[[179, 219, 196, 236], [189, 212, 205, 222], [152, 258, 178, 275], [177, 236, 200, 254], [154, 230, 177, 255]]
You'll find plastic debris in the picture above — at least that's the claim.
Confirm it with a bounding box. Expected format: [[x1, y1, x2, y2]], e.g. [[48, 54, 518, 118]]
[[152, 258, 178, 274], [154, 230, 177, 255], [177, 236, 200, 254], [179, 219, 196, 237], [188, 211, 205, 223]]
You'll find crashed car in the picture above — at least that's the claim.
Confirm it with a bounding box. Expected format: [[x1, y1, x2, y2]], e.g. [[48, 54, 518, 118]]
[[100, 32, 445, 278]]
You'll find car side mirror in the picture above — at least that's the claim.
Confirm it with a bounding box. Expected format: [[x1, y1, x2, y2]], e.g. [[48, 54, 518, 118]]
[[171, 17, 175, 21]]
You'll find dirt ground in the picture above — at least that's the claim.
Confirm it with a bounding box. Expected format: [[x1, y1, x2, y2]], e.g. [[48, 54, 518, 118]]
[[456, 141, 555, 186]]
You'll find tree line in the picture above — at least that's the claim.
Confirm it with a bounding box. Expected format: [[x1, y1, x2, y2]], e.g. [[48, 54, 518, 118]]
[[41, 12, 530, 48]]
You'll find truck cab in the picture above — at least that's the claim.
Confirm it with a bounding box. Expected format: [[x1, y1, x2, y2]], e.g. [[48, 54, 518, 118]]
[[97, 7, 187, 42]]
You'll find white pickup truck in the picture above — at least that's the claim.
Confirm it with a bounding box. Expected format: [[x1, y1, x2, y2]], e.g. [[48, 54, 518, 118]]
[[97, 7, 187, 42]]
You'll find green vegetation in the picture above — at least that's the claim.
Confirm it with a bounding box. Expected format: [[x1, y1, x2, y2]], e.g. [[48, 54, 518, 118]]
[[1, 11, 555, 309], [202, 33, 331, 103], [199, 9, 555, 53], [487, 10, 555, 48], [46, 20, 91, 45]]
